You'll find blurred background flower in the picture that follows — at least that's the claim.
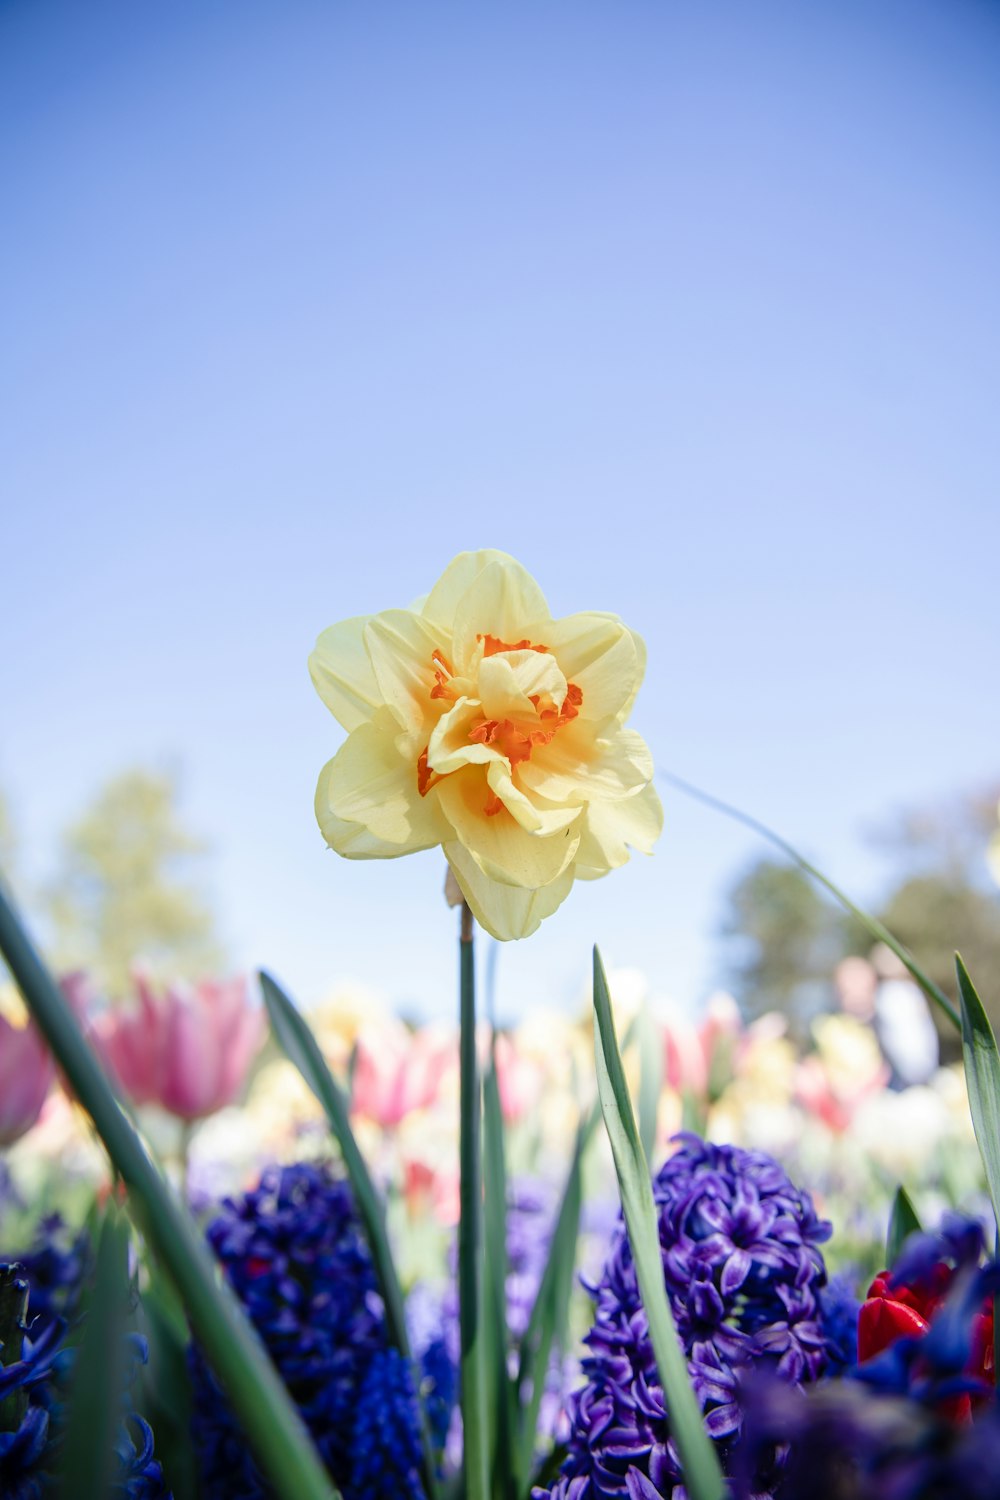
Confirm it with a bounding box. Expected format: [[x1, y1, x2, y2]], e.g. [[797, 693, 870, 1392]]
[[0, 986, 54, 1147], [93, 973, 264, 1123]]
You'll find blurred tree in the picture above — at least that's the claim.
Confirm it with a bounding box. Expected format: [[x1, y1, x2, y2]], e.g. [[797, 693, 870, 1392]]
[[718, 782, 1000, 1051], [47, 769, 223, 998], [866, 783, 1000, 887], [877, 876, 1000, 1050], [720, 858, 858, 1035]]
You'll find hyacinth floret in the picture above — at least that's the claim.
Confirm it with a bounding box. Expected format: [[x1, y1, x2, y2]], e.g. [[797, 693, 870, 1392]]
[[348, 1347, 426, 1499], [536, 1135, 835, 1500], [190, 1161, 423, 1499], [0, 1233, 170, 1500]]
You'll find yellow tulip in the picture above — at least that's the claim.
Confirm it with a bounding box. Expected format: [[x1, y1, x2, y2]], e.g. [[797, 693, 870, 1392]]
[[310, 549, 662, 940]]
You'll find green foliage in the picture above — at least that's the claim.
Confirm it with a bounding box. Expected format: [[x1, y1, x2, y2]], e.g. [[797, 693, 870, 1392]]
[[592, 947, 725, 1500], [957, 955, 1000, 1230], [721, 858, 856, 1030], [47, 768, 222, 996], [879, 875, 1000, 1044], [55, 1209, 129, 1500], [886, 1186, 921, 1265], [0, 883, 339, 1500]]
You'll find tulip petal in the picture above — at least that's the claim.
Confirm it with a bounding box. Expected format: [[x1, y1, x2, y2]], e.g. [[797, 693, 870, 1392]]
[[162, 994, 218, 1120], [575, 781, 665, 879], [364, 609, 448, 742], [309, 616, 382, 732], [316, 713, 449, 858], [444, 841, 575, 941], [545, 612, 642, 723], [437, 768, 581, 889], [0, 1015, 54, 1145]]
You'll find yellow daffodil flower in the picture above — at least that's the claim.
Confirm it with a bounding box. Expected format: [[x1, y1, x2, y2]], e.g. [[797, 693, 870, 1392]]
[[310, 549, 662, 940]]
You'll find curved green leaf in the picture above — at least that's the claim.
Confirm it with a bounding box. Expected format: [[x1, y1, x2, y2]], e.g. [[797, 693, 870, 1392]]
[[0, 887, 338, 1500], [57, 1210, 129, 1500], [660, 771, 960, 1031], [593, 947, 725, 1500], [260, 970, 440, 1500], [886, 1185, 922, 1266], [957, 954, 1000, 1225]]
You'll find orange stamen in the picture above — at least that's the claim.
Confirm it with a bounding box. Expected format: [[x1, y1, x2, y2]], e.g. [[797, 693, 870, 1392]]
[[430, 648, 457, 701], [416, 749, 440, 797], [479, 633, 549, 657], [484, 791, 504, 816]]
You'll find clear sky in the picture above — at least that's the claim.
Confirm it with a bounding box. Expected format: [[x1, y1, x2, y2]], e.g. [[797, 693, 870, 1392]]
[[2, 0, 998, 1022]]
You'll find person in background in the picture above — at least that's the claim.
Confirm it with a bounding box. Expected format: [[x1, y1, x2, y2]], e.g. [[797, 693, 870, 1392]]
[[832, 949, 939, 1090]]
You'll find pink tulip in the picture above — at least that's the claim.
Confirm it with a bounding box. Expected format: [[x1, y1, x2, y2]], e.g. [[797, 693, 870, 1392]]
[[491, 1032, 540, 1124], [351, 1024, 455, 1129], [98, 974, 265, 1122], [0, 1010, 54, 1146]]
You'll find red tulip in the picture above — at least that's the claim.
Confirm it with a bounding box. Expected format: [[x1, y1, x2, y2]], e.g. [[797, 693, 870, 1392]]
[[859, 1264, 995, 1420]]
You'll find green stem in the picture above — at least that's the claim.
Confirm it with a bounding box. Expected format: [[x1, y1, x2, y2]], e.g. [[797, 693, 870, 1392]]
[[459, 901, 489, 1500], [179, 1120, 194, 1204], [659, 769, 961, 1031], [0, 883, 339, 1500]]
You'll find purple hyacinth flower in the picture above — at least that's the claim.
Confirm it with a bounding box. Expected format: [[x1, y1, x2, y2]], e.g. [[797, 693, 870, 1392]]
[[535, 1136, 836, 1500]]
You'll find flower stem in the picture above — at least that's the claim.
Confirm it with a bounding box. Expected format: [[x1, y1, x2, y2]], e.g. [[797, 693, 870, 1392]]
[[458, 901, 489, 1500], [179, 1119, 194, 1203]]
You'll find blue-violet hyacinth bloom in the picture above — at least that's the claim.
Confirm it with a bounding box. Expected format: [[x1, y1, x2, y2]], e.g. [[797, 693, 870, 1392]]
[[189, 1161, 427, 1499], [535, 1135, 835, 1500], [0, 1233, 171, 1500], [348, 1347, 426, 1499]]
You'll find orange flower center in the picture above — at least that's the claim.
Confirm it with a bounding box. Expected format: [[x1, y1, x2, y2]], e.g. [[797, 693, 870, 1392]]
[[418, 637, 583, 814]]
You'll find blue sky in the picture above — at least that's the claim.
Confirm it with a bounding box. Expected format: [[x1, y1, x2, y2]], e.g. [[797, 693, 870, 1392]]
[[2, 0, 998, 1021]]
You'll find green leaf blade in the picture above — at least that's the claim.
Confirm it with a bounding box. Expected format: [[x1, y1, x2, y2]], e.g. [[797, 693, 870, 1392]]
[[592, 947, 725, 1500], [260, 971, 442, 1500], [886, 1185, 922, 1267], [515, 1129, 583, 1491], [0, 885, 339, 1500], [957, 954, 1000, 1225], [56, 1210, 130, 1500]]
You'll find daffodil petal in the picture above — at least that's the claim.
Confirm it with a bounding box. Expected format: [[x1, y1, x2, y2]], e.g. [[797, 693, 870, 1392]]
[[436, 768, 581, 889], [421, 549, 545, 631], [519, 725, 654, 804], [444, 842, 575, 941], [450, 559, 551, 670], [574, 780, 665, 879], [309, 616, 382, 732], [545, 612, 642, 723], [477, 650, 568, 721], [485, 762, 581, 835], [427, 697, 500, 775], [364, 609, 448, 743], [315, 714, 448, 858]]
